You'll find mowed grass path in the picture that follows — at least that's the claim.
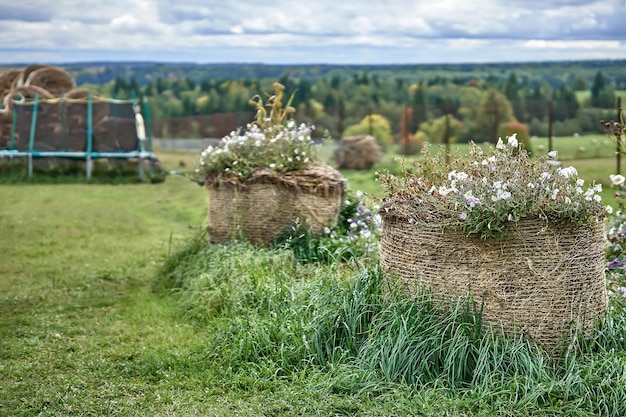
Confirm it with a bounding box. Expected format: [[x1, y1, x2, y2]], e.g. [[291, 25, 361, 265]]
[[0, 177, 226, 415]]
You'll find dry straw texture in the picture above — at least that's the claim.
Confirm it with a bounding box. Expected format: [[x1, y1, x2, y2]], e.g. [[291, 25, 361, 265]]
[[380, 214, 607, 353], [207, 164, 346, 246], [334, 135, 383, 170]]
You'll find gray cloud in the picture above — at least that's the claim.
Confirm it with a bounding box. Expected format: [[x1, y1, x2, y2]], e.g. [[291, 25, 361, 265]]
[[0, 0, 625, 64], [0, 4, 54, 22]]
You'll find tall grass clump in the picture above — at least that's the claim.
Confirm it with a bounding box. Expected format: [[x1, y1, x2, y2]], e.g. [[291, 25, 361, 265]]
[[158, 233, 626, 415]]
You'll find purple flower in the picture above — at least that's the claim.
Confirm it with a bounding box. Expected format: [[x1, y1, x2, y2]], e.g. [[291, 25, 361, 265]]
[[607, 258, 624, 269]]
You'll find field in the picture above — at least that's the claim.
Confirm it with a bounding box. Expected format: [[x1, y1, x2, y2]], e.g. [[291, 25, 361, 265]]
[[1, 137, 626, 415]]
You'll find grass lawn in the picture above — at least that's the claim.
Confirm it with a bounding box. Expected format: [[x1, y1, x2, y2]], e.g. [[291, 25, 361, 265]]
[[1, 142, 625, 415]]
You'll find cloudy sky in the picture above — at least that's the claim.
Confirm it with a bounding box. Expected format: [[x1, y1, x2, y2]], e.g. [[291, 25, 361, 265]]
[[1, 0, 625, 65]]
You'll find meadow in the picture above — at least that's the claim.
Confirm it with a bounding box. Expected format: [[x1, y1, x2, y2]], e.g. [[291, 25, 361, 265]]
[[1, 135, 626, 416]]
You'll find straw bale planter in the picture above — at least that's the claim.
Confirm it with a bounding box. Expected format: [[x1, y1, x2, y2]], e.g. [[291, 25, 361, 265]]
[[206, 164, 346, 247], [380, 212, 607, 353]]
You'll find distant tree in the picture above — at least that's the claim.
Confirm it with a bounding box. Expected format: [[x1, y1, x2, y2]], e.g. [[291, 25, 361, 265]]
[[472, 89, 516, 143], [409, 83, 428, 133], [525, 84, 549, 121], [572, 76, 588, 91], [503, 72, 526, 122], [343, 114, 394, 146], [417, 115, 463, 144], [552, 84, 579, 121], [590, 71, 616, 108]]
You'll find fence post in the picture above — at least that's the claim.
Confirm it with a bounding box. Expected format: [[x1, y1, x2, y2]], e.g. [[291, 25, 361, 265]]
[[10, 95, 18, 150], [493, 100, 499, 144], [617, 96, 622, 175], [444, 102, 451, 163], [28, 92, 39, 177], [548, 100, 553, 153], [86, 91, 93, 179]]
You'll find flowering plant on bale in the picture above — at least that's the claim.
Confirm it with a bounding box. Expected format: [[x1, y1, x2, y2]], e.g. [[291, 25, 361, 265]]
[[194, 82, 319, 184], [378, 134, 609, 240]]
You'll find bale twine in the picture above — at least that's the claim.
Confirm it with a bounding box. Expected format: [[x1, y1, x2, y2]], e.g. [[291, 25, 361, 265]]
[[64, 89, 109, 126], [23, 66, 74, 96], [207, 164, 347, 246], [334, 135, 383, 170], [11, 85, 54, 102], [379, 213, 607, 353]]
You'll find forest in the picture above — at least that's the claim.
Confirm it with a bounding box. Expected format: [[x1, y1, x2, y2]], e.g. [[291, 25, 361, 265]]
[[31, 60, 626, 142]]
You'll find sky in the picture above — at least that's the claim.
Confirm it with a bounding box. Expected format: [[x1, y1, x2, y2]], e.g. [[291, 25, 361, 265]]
[[1, 0, 625, 65]]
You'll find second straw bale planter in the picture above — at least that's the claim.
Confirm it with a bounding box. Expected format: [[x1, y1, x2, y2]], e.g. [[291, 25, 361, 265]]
[[196, 82, 346, 247], [378, 136, 608, 353], [207, 165, 345, 246]]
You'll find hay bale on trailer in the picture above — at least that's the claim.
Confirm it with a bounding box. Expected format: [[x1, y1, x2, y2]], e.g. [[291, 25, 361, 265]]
[[64, 89, 109, 126], [13, 64, 47, 87], [0, 69, 22, 100], [334, 135, 383, 170], [22, 65, 74, 96], [0, 109, 12, 149], [93, 117, 138, 152]]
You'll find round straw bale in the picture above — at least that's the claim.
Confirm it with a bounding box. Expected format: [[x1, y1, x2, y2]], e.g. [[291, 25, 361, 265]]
[[380, 213, 607, 353], [334, 135, 383, 170], [0, 69, 22, 100], [16, 64, 48, 87], [64, 89, 109, 125], [11, 85, 54, 102], [0, 107, 16, 149], [93, 117, 138, 152], [207, 165, 347, 246], [24, 66, 74, 97]]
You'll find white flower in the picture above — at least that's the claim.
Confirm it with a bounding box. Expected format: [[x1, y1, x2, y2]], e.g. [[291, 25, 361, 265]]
[[551, 189, 559, 200], [269, 163, 276, 168], [594, 195, 602, 203], [557, 166, 577, 179], [496, 138, 505, 149], [606, 205, 614, 214], [355, 190, 364, 198], [438, 186, 455, 196], [507, 133, 518, 148], [610, 174, 625, 186], [576, 179, 584, 187], [548, 150, 558, 158], [527, 183, 535, 189]]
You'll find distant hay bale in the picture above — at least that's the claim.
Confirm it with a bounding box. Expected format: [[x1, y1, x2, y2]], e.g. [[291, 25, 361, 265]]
[[23, 66, 75, 97], [334, 135, 383, 170]]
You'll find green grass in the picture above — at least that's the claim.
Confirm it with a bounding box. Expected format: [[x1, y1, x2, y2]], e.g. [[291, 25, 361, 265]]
[[2, 144, 626, 415]]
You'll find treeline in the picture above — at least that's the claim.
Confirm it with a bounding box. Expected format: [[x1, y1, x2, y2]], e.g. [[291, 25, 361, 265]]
[[70, 61, 625, 142]]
